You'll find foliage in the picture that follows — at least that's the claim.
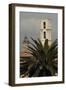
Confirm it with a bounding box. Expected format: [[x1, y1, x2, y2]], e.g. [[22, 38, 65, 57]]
[[20, 38, 58, 77]]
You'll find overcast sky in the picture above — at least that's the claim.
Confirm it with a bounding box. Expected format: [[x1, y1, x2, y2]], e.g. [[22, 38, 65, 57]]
[[20, 12, 58, 50]]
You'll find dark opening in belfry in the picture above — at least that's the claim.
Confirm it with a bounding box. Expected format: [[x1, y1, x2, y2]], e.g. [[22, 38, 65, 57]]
[[43, 22, 46, 29]]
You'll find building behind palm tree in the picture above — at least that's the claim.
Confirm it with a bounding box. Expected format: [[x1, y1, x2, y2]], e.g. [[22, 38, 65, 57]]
[[40, 19, 52, 46], [20, 36, 32, 57]]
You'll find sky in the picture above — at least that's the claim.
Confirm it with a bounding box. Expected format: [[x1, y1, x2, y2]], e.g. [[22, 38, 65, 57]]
[[20, 12, 58, 50]]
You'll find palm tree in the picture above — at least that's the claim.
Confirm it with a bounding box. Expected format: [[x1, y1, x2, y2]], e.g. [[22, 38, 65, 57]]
[[20, 38, 58, 77]]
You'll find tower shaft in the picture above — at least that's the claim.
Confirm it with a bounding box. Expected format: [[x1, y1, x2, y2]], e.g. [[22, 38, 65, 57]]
[[40, 19, 52, 46]]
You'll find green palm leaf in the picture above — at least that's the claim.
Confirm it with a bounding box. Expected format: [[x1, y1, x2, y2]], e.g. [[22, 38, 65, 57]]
[[20, 38, 58, 77]]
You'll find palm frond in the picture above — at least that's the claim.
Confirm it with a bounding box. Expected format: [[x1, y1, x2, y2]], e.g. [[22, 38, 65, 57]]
[[20, 38, 58, 77]]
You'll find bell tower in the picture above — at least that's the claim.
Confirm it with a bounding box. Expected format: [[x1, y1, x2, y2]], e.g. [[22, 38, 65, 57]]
[[40, 19, 52, 46]]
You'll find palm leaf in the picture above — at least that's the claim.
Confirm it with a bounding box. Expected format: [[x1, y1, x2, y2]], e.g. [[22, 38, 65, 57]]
[[20, 38, 58, 77]]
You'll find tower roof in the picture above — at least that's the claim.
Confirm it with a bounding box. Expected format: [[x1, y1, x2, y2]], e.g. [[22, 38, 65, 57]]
[[23, 36, 29, 44]]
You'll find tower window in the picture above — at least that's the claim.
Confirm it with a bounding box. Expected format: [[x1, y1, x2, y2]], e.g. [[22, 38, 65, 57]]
[[43, 22, 46, 29], [44, 32, 46, 38]]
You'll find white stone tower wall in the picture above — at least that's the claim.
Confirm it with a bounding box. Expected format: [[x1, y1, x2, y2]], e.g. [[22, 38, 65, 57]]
[[40, 19, 52, 46]]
